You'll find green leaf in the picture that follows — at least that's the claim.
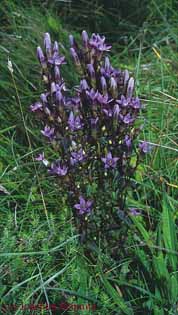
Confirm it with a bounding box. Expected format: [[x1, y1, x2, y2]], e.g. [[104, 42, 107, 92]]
[[130, 216, 153, 248], [47, 16, 60, 33], [162, 195, 177, 271], [153, 253, 169, 281], [100, 273, 133, 315], [170, 274, 178, 304], [153, 305, 164, 315]]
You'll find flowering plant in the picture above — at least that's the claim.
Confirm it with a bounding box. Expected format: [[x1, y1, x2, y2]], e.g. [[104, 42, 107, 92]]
[[31, 31, 149, 241]]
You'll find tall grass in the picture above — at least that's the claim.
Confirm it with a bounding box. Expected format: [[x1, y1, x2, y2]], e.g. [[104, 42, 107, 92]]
[[0, 0, 177, 314]]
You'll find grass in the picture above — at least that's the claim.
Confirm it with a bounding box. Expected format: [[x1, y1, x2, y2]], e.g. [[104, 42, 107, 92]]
[[0, 0, 178, 314]]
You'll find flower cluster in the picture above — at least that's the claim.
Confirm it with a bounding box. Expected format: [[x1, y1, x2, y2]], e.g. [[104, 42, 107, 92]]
[[31, 31, 149, 239]]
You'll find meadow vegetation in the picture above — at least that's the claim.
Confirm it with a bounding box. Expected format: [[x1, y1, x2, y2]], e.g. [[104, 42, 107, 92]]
[[0, 1, 177, 314]]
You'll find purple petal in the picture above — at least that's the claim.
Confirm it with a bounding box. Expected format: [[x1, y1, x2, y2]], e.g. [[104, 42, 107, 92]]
[[30, 102, 43, 112], [129, 208, 141, 216], [74, 204, 81, 210], [107, 152, 112, 160]]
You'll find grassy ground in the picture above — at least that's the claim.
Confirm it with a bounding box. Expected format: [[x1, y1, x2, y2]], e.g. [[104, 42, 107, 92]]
[[0, 1, 178, 314]]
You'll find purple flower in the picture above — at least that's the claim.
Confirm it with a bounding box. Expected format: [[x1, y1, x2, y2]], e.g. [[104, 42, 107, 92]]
[[101, 152, 119, 169], [125, 135, 132, 148], [100, 56, 113, 78], [35, 152, 49, 166], [51, 82, 65, 96], [74, 196, 93, 215], [86, 89, 99, 102], [97, 93, 112, 105], [103, 108, 113, 117], [89, 33, 111, 52], [68, 112, 83, 131], [120, 113, 134, 125], [139, 141, 151, 154], [117, 95, 130, 107], [48, 52, 66, 66], [70, 149, 85, 165], [80, 79, 89, 91], [131, 97, 141, 109], [66, 97, 81, 110], [129, 208, 141, 216], [49, 162, 68, 176], [30, 102, 43, 112], [41, 126, 55, 139]]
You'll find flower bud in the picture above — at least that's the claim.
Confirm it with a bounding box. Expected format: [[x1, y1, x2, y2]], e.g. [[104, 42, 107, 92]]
[[110, 77, 118, 98], [40, 93, 48, 104], [51, 82, 56, 94], [69, 34, 75, 47], [56, 90, 63, 105], [105, 56, 110, 71], [87, 64, 95, 78], [82, 30, 89, 48], [127, 77, 134, 98], [125, 135, 132, 148], [101, 76, 107, 94], [53, 41, 59, 53], [113, 104, 120, 118], [44, 33, 52, 57], [87, 64, 96, 88], [80, 79, 89, 91], [54, 66, 61, 82], [37, 47, 46, 69], [70, 47, 81, 67]]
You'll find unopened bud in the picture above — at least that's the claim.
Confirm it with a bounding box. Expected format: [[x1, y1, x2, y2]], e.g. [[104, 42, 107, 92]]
[[54, 66, 61, 82], [80, 79, 89, 91], [37, 47, 47, 69], [69, 34, 76, 48], [70, 48, 80, 67], [44, 33, 52, 57], [53, 41, 59, 53], [82, 30, 89, 48], [105, 56, 110, 71], [87, 64, 96, 87], [51, 82, 56, 94], [127, 77, 134, 98], [110, 77, 118, 98], [56, 90, 63, 105], [101, 76, 107, 94]]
